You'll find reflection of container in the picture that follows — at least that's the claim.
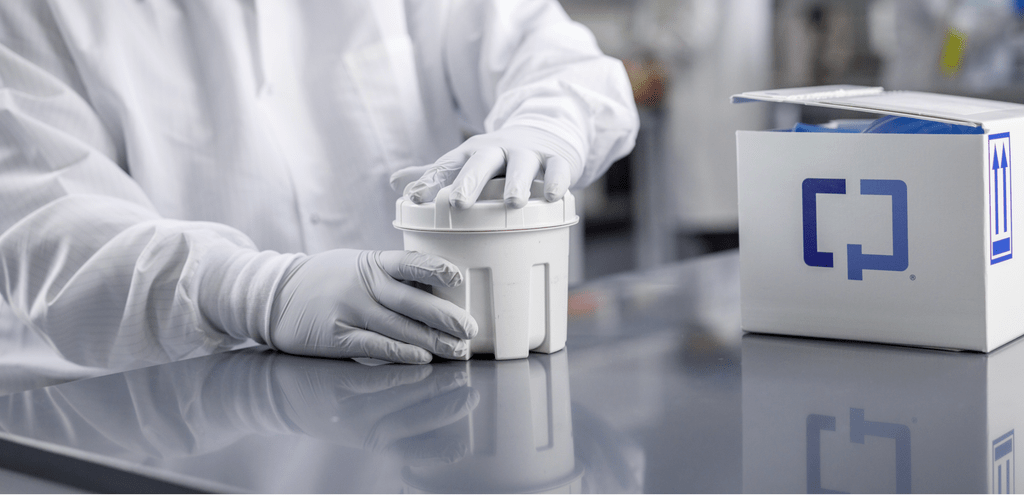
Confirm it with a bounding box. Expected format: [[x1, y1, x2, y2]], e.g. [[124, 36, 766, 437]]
[[394, 179, 578, 360], [402, 351, 583, 493]]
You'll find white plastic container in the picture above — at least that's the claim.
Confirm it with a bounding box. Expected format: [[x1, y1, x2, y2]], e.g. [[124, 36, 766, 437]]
[[394, 179, 578, 360]]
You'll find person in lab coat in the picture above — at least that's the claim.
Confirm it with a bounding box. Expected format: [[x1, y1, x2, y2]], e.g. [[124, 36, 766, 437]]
[[630, 0, 770, 260], [0, 1, 638, 379]]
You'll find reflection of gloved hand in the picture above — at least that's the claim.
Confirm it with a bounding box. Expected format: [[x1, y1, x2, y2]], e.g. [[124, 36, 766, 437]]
[[271, 354, 479, 464], [199, 248, 477, 364], [390, 126, 582, 209]]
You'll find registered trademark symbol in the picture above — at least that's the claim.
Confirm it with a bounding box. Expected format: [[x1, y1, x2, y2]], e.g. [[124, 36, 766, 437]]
[[910, 274, 916, 281]]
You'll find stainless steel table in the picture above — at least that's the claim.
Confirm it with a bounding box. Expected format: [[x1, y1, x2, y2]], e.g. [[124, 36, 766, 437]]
[[0, 250, 1017, 493]]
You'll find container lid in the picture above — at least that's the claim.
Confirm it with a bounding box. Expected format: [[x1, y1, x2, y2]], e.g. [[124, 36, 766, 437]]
[[394, 178, 578, 232], [732, 85, 1024, 128]]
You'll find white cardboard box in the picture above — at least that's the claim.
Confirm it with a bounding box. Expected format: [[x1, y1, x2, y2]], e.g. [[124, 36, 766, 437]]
[[742, 333, 1023, 493], [734, 85, 1024, 352]]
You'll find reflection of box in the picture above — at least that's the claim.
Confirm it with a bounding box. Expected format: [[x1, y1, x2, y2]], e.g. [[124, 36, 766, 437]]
[[734, 85, 1024, 351], [742, 333, 1024, 493]]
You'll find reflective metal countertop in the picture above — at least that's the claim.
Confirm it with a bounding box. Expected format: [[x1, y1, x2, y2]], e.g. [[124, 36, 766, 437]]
[[0, 250, 1016, 493]]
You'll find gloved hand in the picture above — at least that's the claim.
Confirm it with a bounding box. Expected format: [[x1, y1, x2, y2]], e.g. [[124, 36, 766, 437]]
[[199, 247, 478, 364], [268, 250, 477, 363], [390, 126, 583, 209]]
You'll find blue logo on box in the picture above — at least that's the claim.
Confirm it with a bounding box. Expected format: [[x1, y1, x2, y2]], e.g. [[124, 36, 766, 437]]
[[802, 178, 909, 280], [990, 132, 1013, 265]]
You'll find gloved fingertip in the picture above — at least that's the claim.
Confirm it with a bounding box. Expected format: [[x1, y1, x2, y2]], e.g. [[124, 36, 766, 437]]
[[388, 172, 403, 190], [452, 339, 471, 360], [397, 347, 432, 364], [504, 196, 528, 209], [404, 181, 433, 204], [463, 316, 479, 339], [446, 269, 463, 287], [449, 194, 473, 210], [423, 256, 462, 287], [544, 186, 566, 202]]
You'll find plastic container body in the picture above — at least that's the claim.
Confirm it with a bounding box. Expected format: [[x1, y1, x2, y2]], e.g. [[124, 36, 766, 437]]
[[403, 227, 569, 359], [394, 179, 576, 360]]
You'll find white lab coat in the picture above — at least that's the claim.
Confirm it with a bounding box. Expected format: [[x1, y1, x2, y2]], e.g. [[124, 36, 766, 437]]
[[0, 0, 638, 379]]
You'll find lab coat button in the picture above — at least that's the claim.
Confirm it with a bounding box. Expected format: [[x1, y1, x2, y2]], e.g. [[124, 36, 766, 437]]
[[309, 213, 320, 225]]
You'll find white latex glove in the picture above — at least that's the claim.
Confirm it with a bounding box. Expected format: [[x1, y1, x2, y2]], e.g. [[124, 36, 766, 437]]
[[390, 126, 583, 209], [269, 250, 477, 363], [199, 248, 478, 364]]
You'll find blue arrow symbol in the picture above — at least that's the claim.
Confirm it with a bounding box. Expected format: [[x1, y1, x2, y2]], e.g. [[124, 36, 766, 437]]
[[995, 149, 1002, 233], [1002, 146, 1009, 234]]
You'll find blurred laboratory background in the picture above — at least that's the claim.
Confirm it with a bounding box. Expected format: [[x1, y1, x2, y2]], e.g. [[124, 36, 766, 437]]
[[565, 0, 1024, 280]]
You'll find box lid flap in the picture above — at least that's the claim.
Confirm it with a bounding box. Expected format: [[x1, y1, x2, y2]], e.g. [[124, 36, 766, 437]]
[[732, 85, 1024, 127], [731, 85, 885, 103]]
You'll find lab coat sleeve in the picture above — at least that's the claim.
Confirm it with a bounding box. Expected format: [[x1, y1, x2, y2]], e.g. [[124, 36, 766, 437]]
[[443, 0, 640, 188], [0, 42, 293, 370]]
